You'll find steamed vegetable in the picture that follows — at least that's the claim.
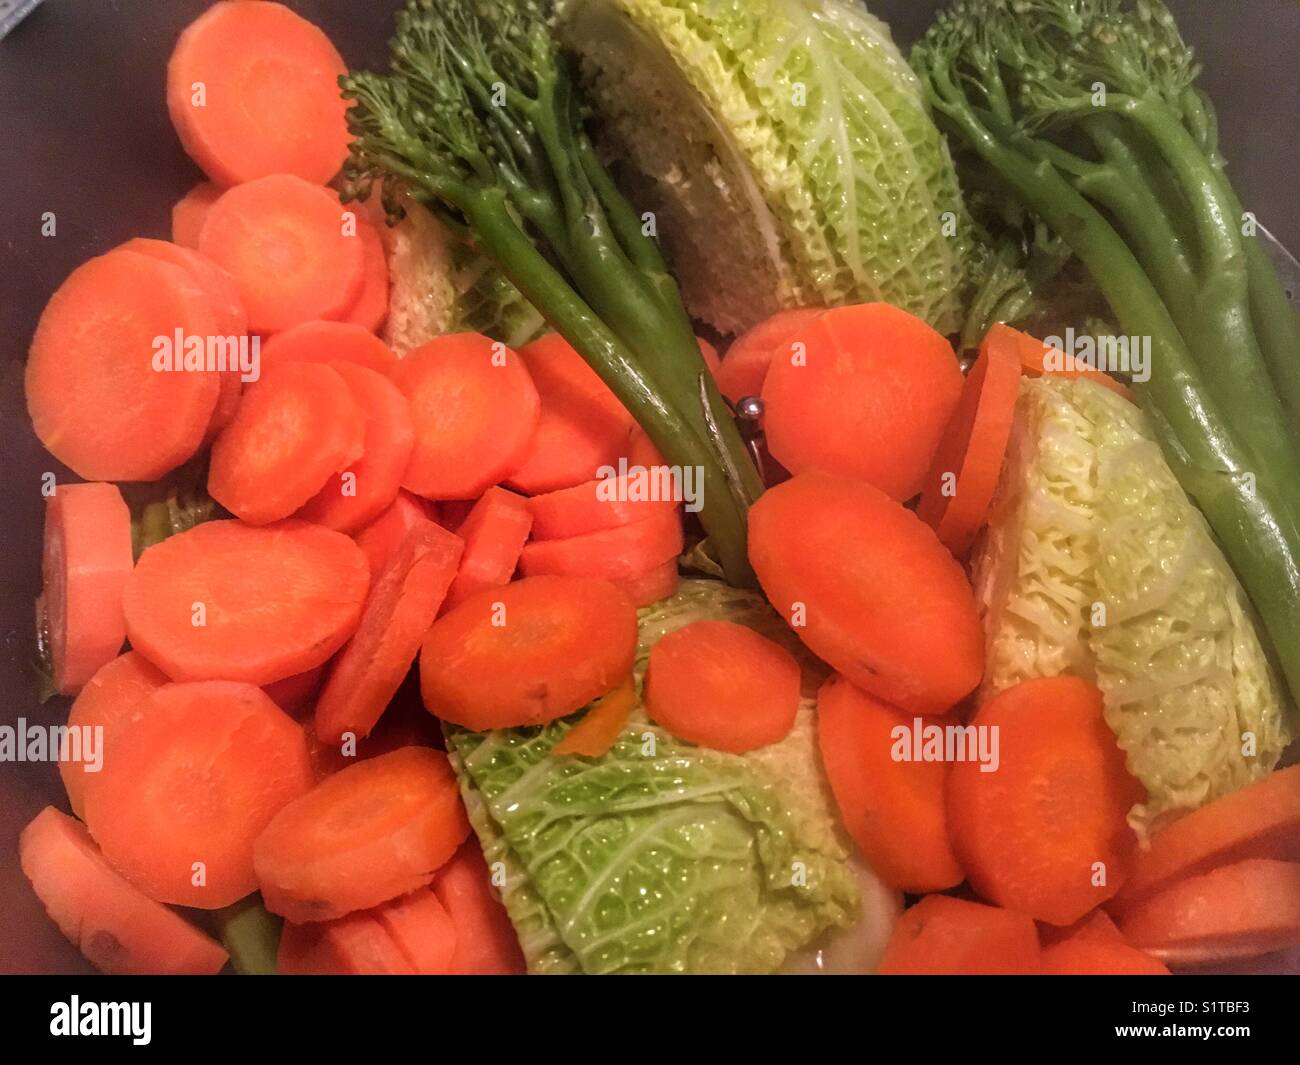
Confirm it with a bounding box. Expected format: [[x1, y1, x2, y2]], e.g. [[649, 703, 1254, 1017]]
[[561, 0, 974, 335], [971, 376, 1292, 837], [878, 894, 1041, 976]]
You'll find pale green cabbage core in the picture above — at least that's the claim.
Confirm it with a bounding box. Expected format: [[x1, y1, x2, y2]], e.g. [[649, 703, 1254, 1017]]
[[444, 580, 860, 974]]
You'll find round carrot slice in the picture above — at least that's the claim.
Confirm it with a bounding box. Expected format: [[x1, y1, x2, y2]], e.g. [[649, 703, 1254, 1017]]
[[518, 508, 684, 581], [998, 323, 1135, 401], [42, 482, 134, 695], [610, 559, 680, 607], [342, 209, 390, 333], [879, 894, 1042, 975], [198, 174, 365, 334], [166, 1, 351, 186], [432, 842, 526, 975], [443, 487, 533, 610], [262, 664, 327, 716], [421, 575, 638, 730], [644, 619, 800, 753], [715, 307, 824, 404], [26, 250, 220, 481], [352, 490, 439, 582], [254, 746, 470, 922], [259, 319, 398, 375], [208, 362, 365, 525], [372, 888, 458, 975], [526, 473, 681, 540], [391, 333, 540, 500], [916, 325, 1022, 557], [20, 807, 229, 975], [82, 681, 315, 908], [172, 180, 222, 249], [123, 519, 370, 684]]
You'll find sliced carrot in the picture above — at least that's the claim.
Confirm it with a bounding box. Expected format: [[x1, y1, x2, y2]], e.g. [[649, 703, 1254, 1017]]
[[879, 894, 1042, 975], [20, 807, 229, 975], [391, 333, 541, 500], [443, 487, 533, 610], [172, 181, 223, 249], [816, 675, 963, 893], [276, 912, 413, 975], [519, 507, 684, 582], [82, 681, 314, 908], [166, 1, 351, 186], [421, 575, 638, 731], [761, 303, 964, 502], [916, 324, 1022, 557], [352, 490, 440, 582], [123, 519, 370, 684], [1039, 908, 1127, 947], [262, 664, 326, 716], [208, 362, 365, 524], [748, 472, 983, 715], [623, 426, 668, 469], [42, 482, 133, 695], [1112, 765, 1300, 910], [1116, 859, 1300, 967], [198, 174, 365, 334], [947, 676, 1143, 926], [715, 307, 825, 403], [61, 652, 168, 819], [644, 620, 800, 753], [372, 888, 457, 975], [341, 209, 390, 333], [610, 558, 680, 607], [259, 319, 398, 375], [1042, 933, 1171, 975], [304, 687, 443, 781], [526, 472, 681, 540], [26, 249, 220, 481], [296, 362, 415, 533], [696, 336, 722, 376], [254, 746, 470, 922], [432, 841, 527, 975], [314, 520, 464, 744], [994, 323, 1135, 401], [438, 499, 474, 533], [553, 674, 637, 758]]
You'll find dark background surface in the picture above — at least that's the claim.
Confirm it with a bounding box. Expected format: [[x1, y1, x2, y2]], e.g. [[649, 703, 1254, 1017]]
[[0, 0, 1296, 974]]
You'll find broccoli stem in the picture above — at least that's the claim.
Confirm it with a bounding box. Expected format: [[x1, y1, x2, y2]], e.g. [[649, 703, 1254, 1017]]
[[214, 896, 281, 975]]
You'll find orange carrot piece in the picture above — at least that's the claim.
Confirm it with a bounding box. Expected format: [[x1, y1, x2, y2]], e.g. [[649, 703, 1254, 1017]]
[[1116, 859, 1300, 967], [276, 912, 413, 975], [421, 575, 638, 731], [438, 499, 474, 533], [82, 681, 314, 908], [124, 519, 370, 684], [262, 664, 327, 716], [172, 181, 223, 249], [761, 303, 964, 502], [609, 559, 680, 607], [26, 250, 220, 481], [644, 620, 800, 753], [314, 520, 464, 744], [259, 319, 398, 375], [443, 487, 533, 610], [341, 210, 390, 333], [553, 675, 638, 758], [61, 652, 168, 819], [816, 675, 963, 893], [20, 807, 229, 975], [715, 307, 825, 403], [1042, 934, 1171, 975], [696, 336, 722, 377], [296, 362, 415, 534], [519, 507, 684, 582], [432, 841, 526, 974], [916, 323, 1022, 557], [166, 1, 351, 186], [994, 323, 1135, 401], [42, 482, 133, 695], [391, 333, 541, 500], [351, 490, 440, 582], [1039, 908, 1127, 947], [198, 174, 364, 334], [209, 362, 366, 524], [1113, 765, 1300, 910], [748, 471, 983, 715], [948, 676, 1144, 925], [623, 426, 668, 469], [372, 888, 458, 975], [879, 895, 1043, 975], [254, 746, 470, 922], [526, 472, 681, 541]]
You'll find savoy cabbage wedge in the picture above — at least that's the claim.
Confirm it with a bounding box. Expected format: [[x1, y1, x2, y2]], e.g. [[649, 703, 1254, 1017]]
[[972, 377, 1293, 839], [444, 580, 862, 974], [560, 0, 973, 335]]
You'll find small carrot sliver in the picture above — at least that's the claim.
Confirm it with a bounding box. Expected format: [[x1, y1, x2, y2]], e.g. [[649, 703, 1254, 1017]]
[[166, 1, 351, 187], [391, 333, 540, 501], [172, 181, 223, 249], [314, 520, 464, 744], [341, 210, 390, 333], [124, 519, 370, 685], [209, 362, 366, 525], [715, 307, 825, 404], [82, 681, 314, 909], [916, 323, 1022, 557], [296, 362, 415, 534], [263, 664, 327, 716], [879, 894, 1042, 975], [276, 912, 413, 975], [519, 507, 684, 582], [443, 487, 533, 610], [421, 575, 638, 731], [42, 482, 133, 695], [553, 674, 637, 758], [526, 472, 681, 541], [372, 888, 458, 975], [26, 249, 220, 481], [432, 841, 526, 975], [352, 490, 439, 582], [259, 319, 398, 376], [20, 807, 229, 975], [199, 174, 364, 334], [644, 620, 800, 753], [610, 558, 680, 607], [254, 746, 470, 923], [816, 675, 963, 894], [995, 323, 1135, 401], [1042, 934, 1171, 975]]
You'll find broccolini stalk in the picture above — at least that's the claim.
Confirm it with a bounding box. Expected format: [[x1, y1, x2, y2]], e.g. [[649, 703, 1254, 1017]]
[[913, 0, 1300, 698], [340, 0, 762, 584], [214, 895, 281, 976]]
